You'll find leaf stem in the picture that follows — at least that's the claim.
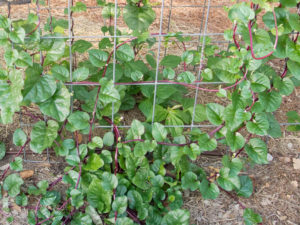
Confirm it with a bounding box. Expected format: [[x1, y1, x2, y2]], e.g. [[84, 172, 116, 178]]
[[0, 138, 30, 181], [233, 23, 240, 50], [280, 63, 288, 79], [219, 187, 246, 209], [26, 19, 40, 36], [127, 209, 142, 224], [208, 124, 224, 137], [234, 134, 252, 158], [248, 9, 278, 60], [74, 131, 81, 189], [103, 116, 120, 221], [47, 166, 75, 191]]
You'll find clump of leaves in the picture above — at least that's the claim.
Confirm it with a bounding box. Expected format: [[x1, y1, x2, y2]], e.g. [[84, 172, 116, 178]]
[[0, 0, 299, 224]]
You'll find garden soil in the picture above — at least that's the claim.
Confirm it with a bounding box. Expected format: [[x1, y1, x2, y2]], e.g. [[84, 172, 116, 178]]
[[0, 0, 300, 224]]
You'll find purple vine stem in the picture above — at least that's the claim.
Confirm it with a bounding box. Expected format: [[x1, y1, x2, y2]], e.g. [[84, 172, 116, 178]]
[[208, 124, 225, 137], [74, 131, 82, 189], [248, 9, 278, 60], [36, 131, 81, 225], [233, 23, 240, 50], [280, 63, 288, 78], [103, 116, 120, 221], [88, 36, 138, 142], [0, 138, 30, 181], [47, 166, 75, 191], [220, 187, 246, 209], [35, 198, 41, 223]]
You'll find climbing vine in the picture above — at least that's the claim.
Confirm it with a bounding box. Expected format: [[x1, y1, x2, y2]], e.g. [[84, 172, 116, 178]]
[[0, 0, 299, 224]]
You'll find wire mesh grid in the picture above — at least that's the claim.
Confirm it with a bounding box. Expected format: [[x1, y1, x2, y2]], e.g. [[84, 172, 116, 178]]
[[2, 0, 299, 163]]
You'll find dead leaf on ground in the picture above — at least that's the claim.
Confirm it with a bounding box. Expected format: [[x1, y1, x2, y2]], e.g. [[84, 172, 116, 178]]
[[292, 158, 300, 170], [20, 170, 34, 179], [78, 133, 83, 143], [11, 203, 21, 212]]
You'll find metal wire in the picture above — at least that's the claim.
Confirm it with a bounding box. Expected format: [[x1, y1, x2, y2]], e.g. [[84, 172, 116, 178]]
[[191, 0, 211, 127], [151, 0, 165, 125], [4, 0, 300, 164], [111, 0, 118, 131]]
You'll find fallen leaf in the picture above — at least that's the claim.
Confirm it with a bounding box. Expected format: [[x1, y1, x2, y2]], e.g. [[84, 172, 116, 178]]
[[20, 170, 34, 179], [11, 203, 21, 212], [292, 158, 300, 170], [78, 133, 83, 144]]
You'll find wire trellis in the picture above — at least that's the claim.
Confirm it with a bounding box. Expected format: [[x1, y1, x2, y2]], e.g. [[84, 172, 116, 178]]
[[2, 0, 299, 163]]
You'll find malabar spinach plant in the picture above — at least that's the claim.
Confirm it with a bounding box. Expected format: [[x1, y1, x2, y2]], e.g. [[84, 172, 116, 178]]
[[0, 0, 299, 224]]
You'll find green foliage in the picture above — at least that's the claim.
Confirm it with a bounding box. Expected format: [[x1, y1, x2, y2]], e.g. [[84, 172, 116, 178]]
[[0, 142, 6, 160], [286, 111, 300, 131], [3, 174, 24, 197], [30, 120, 59, 153], [243, 208, 263, 225], [13, 129, 27, 147], [0, 1, 298, 224]]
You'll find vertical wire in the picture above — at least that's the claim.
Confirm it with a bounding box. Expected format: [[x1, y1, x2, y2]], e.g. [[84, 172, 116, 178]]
[[151, 0, 165, 125], [68, 0, 73, 113], [163, 0, 173, 57], [197, 0, 207, 51], [191, 0, 211, 128], [36, 0, 51, 162], [47, 0, 53, 33], [111, 0, 118, 131], [7, 3, 28, 162], [22, 4, 31, 161], [193, 0, 206, 72]]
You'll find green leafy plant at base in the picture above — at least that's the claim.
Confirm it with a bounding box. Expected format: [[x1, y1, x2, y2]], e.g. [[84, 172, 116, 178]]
[[0, 0, 299, 224]]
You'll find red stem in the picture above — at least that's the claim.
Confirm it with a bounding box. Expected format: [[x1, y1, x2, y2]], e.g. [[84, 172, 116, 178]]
[[293, 32, 299, 42], [47, 166, 75, 191], [248, 9, 278, 60], [35, 198, 41, 223], [74, 131, 81, 189], [233, 24, 240, 50], [234, 134, 252, 158], [280, 63, 288, 78], [127, 209, 142, 224], [36, 198, 71, 225], [103, 116, 120, 221], [26, 20, 41, 36], [122, 138, 195, 147], [58, 120, 68, 138], [208, 124, 224, 137], [220, 187, 246, 209], [246, 90, 256, 111], [88, 37, 139, 142], [0, 139, 30, 181]]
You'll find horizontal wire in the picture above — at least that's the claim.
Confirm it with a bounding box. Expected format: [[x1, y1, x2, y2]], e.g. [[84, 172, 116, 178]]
[[27, 4, 229, 11], [20, 122, 300, 128], [64, 81, 227, 86], [25, 32, 224, 40]]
